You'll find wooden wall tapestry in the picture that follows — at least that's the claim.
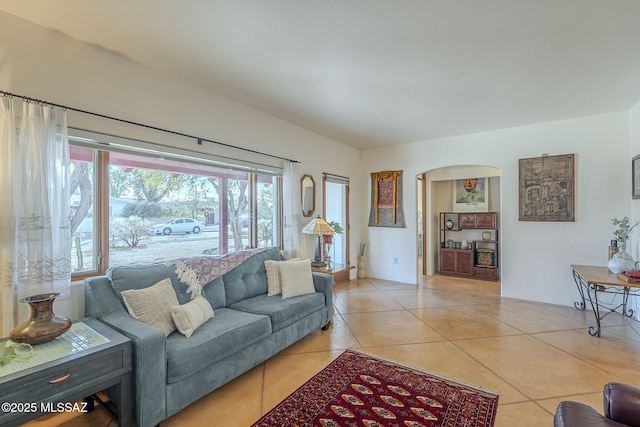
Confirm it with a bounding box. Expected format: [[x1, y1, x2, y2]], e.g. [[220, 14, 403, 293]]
[[368, 170, 406, 228], [518, 153, 575, 222]]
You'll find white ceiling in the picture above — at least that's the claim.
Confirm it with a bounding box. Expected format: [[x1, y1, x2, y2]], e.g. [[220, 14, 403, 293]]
[[2, 1, 640, 149]]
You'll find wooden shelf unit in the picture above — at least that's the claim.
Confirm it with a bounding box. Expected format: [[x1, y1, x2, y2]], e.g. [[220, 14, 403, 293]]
[[439, 212, 499, 281]]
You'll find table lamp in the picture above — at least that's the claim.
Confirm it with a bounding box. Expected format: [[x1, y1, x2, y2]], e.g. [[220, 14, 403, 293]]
[[302, 215, 335, 268]]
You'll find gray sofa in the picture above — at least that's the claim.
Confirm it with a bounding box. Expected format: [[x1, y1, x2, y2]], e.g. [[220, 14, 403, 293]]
[[84, 247, 333, 427]]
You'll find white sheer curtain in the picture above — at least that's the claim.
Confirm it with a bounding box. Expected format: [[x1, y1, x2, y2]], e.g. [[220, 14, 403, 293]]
[[282, 161, 301, 259], [0, 98, 72, 335], [0, 97, 16, 336]]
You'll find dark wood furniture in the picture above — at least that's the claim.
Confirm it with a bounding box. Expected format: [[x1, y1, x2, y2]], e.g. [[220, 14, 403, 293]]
[[439, 212, 499, 281], [0, 317, 132, 427], [440, 247, 474, 277]]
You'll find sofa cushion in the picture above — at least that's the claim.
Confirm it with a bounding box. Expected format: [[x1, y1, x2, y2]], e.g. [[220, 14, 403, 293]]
[[265, 258, 300, 296], [171, 296, 215, 338], [107, 263, 192, 305], [229, 292, 325, 332], [279, 259, 315, 299], [107, 263, 227, 310], [198, 276, 226, 310], [223, 247, 283, 306], [121, 278, 180, 336], [165, 308, 271, 384]]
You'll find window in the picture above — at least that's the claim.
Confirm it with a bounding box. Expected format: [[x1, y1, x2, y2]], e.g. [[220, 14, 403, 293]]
[[69, 131, 282, 277], [70, 145, 98, 274], [256, 178, 277, 248], [323, 173, 350, 268]]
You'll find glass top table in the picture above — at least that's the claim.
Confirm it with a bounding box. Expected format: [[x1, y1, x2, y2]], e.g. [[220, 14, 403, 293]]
[[0, 321, 110, 377]]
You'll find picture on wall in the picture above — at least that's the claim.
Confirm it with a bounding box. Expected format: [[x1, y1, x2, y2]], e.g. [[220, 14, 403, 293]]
[[518, 153, 575, 222], [368, 170, 406, 228], [452, 177, 489, 212]]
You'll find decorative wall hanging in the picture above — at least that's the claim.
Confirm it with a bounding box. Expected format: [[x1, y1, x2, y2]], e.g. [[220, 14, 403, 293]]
[[368, 170, 406, 228], [519, 153, 575, 222], [452, 177, 489, 212]]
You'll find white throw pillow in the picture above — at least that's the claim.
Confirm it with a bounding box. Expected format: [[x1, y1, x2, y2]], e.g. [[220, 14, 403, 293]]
[[171, 296, 214, 338], [121, 277, 179, 336], [279, 259, 316, 299], [265, 258, 299, 296]]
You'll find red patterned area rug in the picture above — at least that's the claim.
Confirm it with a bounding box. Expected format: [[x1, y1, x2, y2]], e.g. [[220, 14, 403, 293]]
[[252, 349, 498, 427]]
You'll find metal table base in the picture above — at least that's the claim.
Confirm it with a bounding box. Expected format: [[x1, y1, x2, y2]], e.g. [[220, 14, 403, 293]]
[[572, 265, 640, 337]]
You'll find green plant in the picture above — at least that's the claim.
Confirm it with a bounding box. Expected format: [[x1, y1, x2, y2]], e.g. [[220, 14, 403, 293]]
[[612, 216, 640, 241], [122, 201, 164, 219], [328, 221, 344, 234]]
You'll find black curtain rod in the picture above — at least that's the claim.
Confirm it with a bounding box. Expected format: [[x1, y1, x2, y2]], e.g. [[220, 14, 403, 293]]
[[0, 90, 298, 164]]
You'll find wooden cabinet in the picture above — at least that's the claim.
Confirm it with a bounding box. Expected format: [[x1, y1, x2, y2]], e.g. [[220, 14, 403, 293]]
[[458, 212, 496, 229], [439, 212, 499, 281], [440, 248, 473, 277]]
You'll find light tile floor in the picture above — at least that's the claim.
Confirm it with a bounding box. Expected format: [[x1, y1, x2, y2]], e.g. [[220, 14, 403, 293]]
[[28, 274, 640, 427]]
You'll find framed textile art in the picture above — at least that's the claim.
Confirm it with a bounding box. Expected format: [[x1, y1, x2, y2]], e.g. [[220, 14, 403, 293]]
[[368, 170, 406, 228], [518, 153, 575, 222]]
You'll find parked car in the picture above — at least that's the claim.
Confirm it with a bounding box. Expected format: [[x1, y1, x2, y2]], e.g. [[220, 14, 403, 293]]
[[152, 218, 204, 235]]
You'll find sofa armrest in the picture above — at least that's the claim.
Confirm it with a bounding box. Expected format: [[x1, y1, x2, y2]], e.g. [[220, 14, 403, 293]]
[[604, 382, 640, 427], [85, 277, 168, 427], [312, 272, 334, 322], [554, 401, 622, 427]]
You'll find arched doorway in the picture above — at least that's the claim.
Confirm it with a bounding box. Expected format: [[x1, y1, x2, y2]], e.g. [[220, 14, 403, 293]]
[[417, 165, 501, 279]]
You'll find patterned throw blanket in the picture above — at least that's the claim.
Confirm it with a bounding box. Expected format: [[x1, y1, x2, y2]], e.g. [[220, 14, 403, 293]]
[[167, 248, 268, 298]]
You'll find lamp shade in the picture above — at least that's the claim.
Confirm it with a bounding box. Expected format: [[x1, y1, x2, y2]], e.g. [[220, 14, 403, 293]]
[[302, 215, 335, 235]]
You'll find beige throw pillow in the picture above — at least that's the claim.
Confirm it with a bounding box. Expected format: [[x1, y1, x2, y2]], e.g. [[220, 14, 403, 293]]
[[265, 258, 299, 296], [171, 296, 214, 338], [279, 259, 316, 299], [121, 277, 179, 336]]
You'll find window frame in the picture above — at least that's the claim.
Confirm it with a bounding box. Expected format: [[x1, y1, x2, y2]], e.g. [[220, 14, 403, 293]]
[[69, 133, 283, 279]]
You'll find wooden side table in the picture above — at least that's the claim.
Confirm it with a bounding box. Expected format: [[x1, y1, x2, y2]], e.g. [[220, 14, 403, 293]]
[[312, 263, 355, 284], [0, 317, 132, 427]]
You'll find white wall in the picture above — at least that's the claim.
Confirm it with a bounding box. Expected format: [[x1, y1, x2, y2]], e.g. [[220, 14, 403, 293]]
[[0, 12, 362, 317], [629, 102, 640, 317], [631, 102, 640, 254], [362, 112, 631, 307]]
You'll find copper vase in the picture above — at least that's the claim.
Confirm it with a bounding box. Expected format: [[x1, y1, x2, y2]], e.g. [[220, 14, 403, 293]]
[[9, 293, 72, 345]]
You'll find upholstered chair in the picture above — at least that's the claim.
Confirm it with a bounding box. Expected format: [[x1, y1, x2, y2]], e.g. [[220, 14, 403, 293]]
[[554, 382, 640, 427]]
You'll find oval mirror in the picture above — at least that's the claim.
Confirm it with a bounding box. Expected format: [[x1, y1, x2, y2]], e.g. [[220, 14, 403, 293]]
[[301, 174, 315, 217]]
